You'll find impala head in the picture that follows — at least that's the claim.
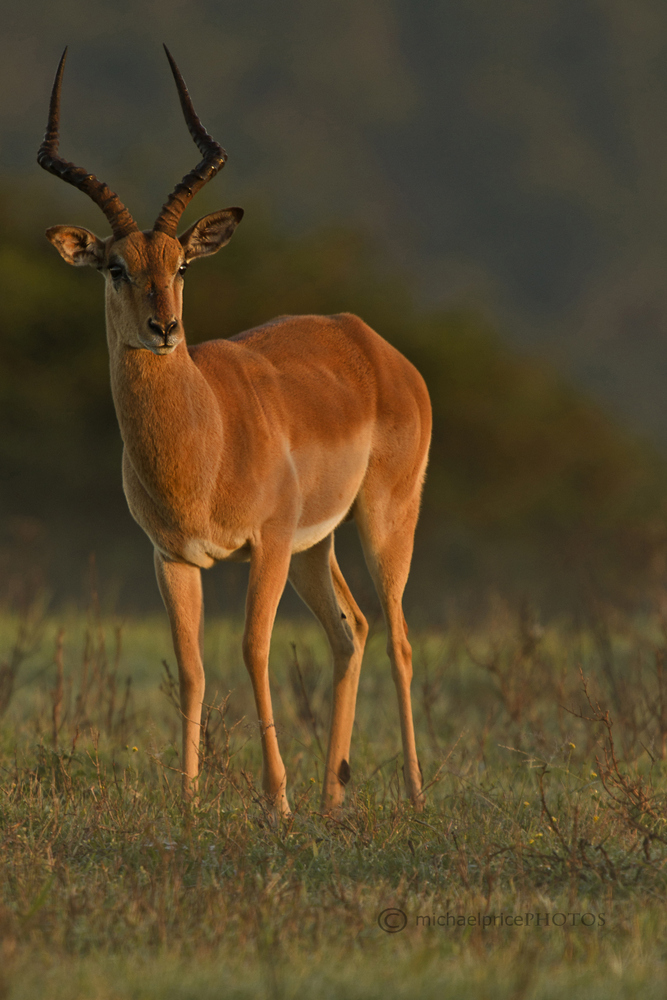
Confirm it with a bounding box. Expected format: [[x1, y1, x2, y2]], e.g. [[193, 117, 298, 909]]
[[38, 46, 243, 356]]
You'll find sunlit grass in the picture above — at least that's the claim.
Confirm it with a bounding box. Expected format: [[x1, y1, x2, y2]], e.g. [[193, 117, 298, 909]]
[[1, 602, 667, 997]]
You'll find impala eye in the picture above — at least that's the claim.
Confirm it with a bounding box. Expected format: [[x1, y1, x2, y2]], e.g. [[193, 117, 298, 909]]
[[108, 264, 127, 282], [178, 263, 188, 277]]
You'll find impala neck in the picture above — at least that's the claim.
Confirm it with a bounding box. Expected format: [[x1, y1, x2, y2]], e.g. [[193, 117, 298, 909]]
[[105, 310, 223, 502]]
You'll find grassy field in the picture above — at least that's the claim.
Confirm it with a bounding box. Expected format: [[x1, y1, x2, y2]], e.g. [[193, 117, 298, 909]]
[[1, 598, 667, 998]]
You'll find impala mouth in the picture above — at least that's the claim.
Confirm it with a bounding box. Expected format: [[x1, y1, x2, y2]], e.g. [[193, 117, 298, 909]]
[[140, 334, 182, 356]]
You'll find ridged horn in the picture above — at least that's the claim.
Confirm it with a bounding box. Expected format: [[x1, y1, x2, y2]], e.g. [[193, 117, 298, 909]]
[[37, 48, 138, 240], [152, 45, 228, 237]]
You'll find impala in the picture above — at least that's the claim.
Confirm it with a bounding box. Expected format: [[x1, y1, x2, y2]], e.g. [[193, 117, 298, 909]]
[[38, 47, 432, 815]]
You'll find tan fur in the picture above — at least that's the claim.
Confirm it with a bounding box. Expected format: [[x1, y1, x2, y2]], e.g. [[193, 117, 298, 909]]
[[45, 224, 432, 814]]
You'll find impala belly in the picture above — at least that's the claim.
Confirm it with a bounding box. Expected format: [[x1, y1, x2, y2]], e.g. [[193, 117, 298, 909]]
[[181, 538, 240, 568], [287, 430, 370, 554], [291, 510, 347, 553], [175, 511, 348, 565]]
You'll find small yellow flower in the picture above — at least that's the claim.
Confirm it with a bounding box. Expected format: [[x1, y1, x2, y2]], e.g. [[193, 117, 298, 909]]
[[594, 815, 599, 822], [132, 746, 138, 752], [590, 771, 597, 777], [536, 832, 543, 837], [569, 742, 576, 749], [528, 839, 535, 844], [523, 801, 530, 806], [551, 817, 557, 823]]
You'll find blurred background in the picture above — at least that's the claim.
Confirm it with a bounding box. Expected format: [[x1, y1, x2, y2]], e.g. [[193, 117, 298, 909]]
[[1, 0, 667, 621]]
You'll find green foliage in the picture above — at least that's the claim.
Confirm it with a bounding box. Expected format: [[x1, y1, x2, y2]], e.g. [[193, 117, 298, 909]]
[[0, 204, 113, 504], [401, 314, 667, 609]]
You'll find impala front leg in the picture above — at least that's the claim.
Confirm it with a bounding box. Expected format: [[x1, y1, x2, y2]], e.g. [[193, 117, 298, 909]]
[[244, 537, 292, 818], [154, 550, 205, 798]]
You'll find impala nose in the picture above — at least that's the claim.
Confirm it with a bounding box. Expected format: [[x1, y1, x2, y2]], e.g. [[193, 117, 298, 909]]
[[147, 318, 178, 339]]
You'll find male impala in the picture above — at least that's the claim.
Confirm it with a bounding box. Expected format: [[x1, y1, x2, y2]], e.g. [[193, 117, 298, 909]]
[[38, 47, 431, 815]]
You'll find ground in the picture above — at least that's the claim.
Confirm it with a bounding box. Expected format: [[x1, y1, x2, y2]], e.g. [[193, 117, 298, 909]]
[[1, 600, 666, 998]]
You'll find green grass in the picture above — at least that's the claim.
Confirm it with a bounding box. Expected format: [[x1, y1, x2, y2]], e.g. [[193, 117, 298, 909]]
[[1, 602, 667, 998]]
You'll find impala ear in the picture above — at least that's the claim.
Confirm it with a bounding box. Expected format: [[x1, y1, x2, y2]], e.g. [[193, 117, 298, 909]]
[[45, 226, 105, 267], [179, 208, 243, 262]]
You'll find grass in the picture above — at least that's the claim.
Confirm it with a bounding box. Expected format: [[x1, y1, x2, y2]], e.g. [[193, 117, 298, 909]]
[[1, 597, 667, 998]]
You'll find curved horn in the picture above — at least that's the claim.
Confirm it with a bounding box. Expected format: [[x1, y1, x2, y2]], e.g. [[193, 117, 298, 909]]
[[37, 49, 138, 239], [153, 46, 228, 237]]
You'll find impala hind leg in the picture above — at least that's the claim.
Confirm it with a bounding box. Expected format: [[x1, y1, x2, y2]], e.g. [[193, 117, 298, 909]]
[[289, 534, 368, 813], [356, 501, 424, 810], [154, 551, 205, 798], [244, 539, 293, 818]]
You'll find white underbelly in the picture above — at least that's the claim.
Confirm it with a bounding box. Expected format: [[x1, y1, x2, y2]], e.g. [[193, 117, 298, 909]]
[[173, 506, 350, 567], [180, 538, 239, 568], [174, 514, 346, 567], [291, 511, 347, 554]]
